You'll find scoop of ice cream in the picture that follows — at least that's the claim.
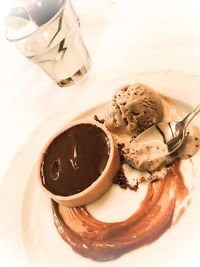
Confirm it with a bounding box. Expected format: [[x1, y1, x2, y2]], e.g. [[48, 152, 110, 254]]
[[105, 83, 164, 136], [122, 131, 200, 173], [97, 84, 200, 184], [122, 139, 170, 172]]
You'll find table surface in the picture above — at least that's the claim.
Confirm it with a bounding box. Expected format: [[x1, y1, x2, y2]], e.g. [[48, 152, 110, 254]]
[[1, 0, 200, 266], [1, 0, 200, 183]]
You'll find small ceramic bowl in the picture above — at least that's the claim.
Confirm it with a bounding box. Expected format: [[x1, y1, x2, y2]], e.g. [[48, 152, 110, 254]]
[[37, 119, 120, 207]]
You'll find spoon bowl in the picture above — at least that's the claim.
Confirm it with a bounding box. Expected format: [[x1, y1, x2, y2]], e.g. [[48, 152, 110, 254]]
[[135, 104, 200, 156]]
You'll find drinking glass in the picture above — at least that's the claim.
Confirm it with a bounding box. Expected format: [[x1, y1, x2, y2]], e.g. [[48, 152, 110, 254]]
[[6, 0, 91, 87]]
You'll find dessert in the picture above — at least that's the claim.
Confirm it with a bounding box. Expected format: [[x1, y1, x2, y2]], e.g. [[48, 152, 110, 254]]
[[122, 132, 199, 172], [105, 83, 164, 136], [39, 83, 200, 261], [52, 161, 187, 261], [104, 83, 200, 180], [39, 120, 120, 206]]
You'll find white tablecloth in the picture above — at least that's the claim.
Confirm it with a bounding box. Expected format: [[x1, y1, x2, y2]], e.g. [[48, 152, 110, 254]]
[[1, 0, 200, 183], [1, 1, 200, 266]]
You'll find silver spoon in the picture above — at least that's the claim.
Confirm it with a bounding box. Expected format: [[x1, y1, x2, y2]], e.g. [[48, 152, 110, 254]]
[[135, 104, 200, 156]]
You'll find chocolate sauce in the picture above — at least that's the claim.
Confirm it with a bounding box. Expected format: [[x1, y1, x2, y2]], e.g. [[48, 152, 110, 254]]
[[51, 161, 189, 261], [41, 123, 110, 196]]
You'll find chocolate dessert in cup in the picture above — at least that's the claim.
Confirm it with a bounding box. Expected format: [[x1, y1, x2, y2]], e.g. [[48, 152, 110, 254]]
[[37, 120, 120, 207], [5, 0, 91, 87]]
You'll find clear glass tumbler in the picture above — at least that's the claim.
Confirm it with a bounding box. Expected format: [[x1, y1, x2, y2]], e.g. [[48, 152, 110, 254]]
[[6, 0, 91, 87]]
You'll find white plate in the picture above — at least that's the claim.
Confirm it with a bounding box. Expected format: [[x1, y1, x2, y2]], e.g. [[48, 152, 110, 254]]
[[1, 70, 200, 267]]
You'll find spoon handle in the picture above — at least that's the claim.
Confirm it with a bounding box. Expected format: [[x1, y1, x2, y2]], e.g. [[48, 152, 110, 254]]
[[182, 104, 200, 129]]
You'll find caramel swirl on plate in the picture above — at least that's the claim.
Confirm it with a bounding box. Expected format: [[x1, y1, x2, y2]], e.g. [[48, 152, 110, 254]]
[[52, 161, 188, 261]]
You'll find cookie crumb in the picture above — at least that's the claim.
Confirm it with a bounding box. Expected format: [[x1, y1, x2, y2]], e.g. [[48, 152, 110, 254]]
[[94, 115, 105, 124], [114, 142, 145, 191], [117, 143, 125, 163]]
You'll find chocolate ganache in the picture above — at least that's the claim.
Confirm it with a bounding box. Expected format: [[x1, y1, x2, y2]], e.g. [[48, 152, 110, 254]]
[[41, 123, 110, 196], [52, 161, 189, 261]]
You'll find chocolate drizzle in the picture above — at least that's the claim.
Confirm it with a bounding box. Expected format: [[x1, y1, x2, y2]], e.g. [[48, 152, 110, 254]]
[[51, 161, 189, 261]]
